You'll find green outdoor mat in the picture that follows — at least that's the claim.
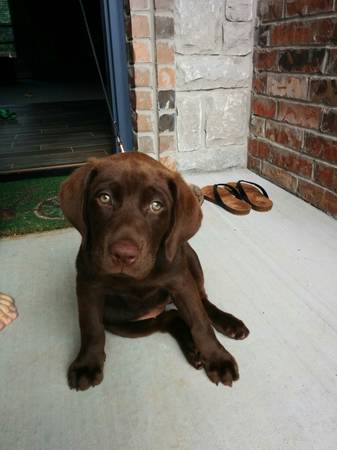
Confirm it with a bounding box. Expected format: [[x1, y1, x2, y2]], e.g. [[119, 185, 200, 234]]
[[0, 108, 16, 120], [0, 176, 71, 237]]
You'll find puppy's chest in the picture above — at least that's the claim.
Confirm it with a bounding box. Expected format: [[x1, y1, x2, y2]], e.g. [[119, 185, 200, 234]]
[[104, 286, 170, 322]]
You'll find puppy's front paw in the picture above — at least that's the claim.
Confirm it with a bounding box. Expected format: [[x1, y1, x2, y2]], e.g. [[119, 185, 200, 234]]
[[68, 354, 105, 391], [204, 350, 239, 387], [223, 319, 250, 340], [186, 347, 203, 370], [214, 313, 250, 340]]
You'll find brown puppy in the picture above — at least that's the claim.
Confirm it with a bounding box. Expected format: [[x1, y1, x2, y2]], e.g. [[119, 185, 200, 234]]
[[60, 152, 249, 391]]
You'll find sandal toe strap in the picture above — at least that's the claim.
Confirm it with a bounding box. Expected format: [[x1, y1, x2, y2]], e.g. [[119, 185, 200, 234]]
[[212, 183, 242, 207], [236, 180, 269, 203]]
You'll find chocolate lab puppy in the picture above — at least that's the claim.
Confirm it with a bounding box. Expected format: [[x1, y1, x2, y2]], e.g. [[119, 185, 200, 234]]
[[60, 152, 249, 391]]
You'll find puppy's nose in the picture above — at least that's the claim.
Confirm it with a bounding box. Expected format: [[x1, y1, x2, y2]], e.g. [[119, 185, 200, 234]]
[[109, 240, 139, 266]]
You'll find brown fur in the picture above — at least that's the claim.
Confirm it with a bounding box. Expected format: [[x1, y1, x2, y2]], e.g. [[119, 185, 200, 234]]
[[60, 152, 249, 391]]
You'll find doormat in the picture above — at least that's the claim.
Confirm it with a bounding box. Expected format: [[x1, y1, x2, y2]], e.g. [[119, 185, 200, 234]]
[[0, 176, 71, 237]]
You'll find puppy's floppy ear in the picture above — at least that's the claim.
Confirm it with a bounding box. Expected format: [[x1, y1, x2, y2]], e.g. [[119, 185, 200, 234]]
[[165, 173, 202, 262], [59, 161, 97, 239]]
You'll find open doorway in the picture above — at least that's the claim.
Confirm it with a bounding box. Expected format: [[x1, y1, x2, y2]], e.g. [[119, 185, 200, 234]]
[[0, 0, 115, 174]]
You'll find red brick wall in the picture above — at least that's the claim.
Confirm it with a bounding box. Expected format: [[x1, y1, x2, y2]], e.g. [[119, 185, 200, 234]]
[[249, 0, 337, 218]]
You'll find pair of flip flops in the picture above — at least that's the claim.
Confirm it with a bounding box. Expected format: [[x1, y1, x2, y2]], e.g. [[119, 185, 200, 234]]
[[202, 180, 273, 215]]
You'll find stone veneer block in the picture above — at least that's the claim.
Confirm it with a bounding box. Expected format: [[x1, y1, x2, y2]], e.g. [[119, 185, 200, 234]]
[[205, 90, 250, 147], [176, 55, 251, 90], [175, 0, 223, 55], [223, 21, 253, 56], [176, 94, 203, 152], [177, 145, 247, 171], [226, 0, 253, 21]]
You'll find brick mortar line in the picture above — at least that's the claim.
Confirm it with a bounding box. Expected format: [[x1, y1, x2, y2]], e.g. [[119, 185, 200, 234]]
[[175, 51, 241, 57], [137, 132, 155, 136], [159, 108, 175, 113], [131, 87, 154, 92], [259, 116, 337, 143], [299, 126, 337, 142], [255, 44, 337, 50], [156, 63, 176, 68], [176, 52, 253, 57], [250, 134, 337, 172], [252, 92, 337, 111], [323, 47, 330, 72], [311, 159, 337, 170], [135, 111, 152, 116], [254, 70, 337, 80], [154, 11, 174, 18], [259, 160, 337, 198], [156, 38, 174, 43], [258, 94, 336, 110], [257, 158, 314, 185], [252, 116, 292, 140], [130, 37, 154, 43], [256, 160, 297, 190], [295, 175, 337, 197], [252, 113, 337, 140], [129, 62, 153, 68], [130, 11, 150, 16], [176, 87, 251, 93], [250, 135, 315, 160], [132, 107, 154, 112], [260, 145, 337, 175], [259, 11, 337, 26], [257, 161, 300, 192]]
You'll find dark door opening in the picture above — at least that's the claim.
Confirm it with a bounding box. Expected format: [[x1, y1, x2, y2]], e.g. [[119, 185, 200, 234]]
[[0, 0, 117, 174]]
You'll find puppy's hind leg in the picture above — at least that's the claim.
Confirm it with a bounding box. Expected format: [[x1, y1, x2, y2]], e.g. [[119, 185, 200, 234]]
[[185, 245, 249, 341], [203, 297, 249, 340]]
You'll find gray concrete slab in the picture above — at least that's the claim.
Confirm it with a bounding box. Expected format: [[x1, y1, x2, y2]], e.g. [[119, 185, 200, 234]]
[[1, 168, 337, 450]]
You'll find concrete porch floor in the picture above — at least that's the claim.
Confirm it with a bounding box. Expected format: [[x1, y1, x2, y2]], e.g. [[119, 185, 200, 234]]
[[0, 168, 337, 450]]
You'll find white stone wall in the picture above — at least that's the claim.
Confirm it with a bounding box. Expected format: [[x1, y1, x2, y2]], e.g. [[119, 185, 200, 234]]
[[174, 0, 256, 171]]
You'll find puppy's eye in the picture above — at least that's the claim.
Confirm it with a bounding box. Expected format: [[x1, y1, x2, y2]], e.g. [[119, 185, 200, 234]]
[[98, 193, 112, 205], [150, 200, 163, 212]]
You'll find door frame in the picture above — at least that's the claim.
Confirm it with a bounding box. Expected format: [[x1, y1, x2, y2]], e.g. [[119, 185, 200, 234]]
[[101, 0, 133, 152]]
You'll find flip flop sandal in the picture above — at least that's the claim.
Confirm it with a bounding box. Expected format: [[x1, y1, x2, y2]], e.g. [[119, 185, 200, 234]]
[[228, 180, 273, 212], [202, 183, 252, 215]]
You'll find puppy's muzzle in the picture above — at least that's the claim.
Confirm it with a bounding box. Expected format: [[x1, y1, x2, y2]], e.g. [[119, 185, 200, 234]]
[[109, 240, 139, 266]]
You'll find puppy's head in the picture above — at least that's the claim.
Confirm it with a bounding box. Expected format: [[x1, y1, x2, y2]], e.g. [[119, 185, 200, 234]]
[[60, 152, 202, 279]]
